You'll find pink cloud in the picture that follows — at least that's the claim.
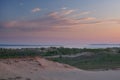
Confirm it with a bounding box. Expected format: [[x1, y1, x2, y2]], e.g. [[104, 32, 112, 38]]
[[107, 19, 120, 24], [0, 15, 100, 32], [1, 9, 120, 32]]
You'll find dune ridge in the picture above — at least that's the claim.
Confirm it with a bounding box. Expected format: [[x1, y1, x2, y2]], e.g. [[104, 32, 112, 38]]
[[0, 57, 120, 80]]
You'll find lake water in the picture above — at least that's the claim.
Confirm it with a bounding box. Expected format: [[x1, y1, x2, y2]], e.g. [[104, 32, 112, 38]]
[[0, 44, 120, 49], [0, 45, 60, 49]]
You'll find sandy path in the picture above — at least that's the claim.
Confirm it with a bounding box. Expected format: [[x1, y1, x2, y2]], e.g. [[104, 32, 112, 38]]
[[45, 52, 93, 58]]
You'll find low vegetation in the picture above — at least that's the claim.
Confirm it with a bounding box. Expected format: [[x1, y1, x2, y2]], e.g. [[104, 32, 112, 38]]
[[50, 52, 120, 70], [0, 47, 120, 70]]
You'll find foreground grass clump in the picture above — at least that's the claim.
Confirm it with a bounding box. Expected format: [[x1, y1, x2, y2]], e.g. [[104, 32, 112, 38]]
[[50, 52, 120, 70]]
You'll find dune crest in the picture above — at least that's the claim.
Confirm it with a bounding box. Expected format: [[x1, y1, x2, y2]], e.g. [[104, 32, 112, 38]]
[[0, 57, 120, 80]]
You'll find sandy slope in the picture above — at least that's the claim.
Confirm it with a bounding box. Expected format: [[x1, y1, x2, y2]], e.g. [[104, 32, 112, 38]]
[[0, 57, 120, 80]]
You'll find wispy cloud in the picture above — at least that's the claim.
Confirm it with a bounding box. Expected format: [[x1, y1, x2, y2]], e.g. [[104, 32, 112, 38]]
[[80, 11, 90, 15], [107, 19, 120, 24], [48, 12, 59, 18], [48, 9, 75, 18], [0, 17, 97, 32], [31, 8, 41, 13], [70, 11, 91, 18], [1, 9, 119, 32], [62, 10, 75, 15], [78, 17, 96, 21]]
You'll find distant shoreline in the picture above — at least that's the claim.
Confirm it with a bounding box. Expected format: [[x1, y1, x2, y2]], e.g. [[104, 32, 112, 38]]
[[0, 44, 61, 46], [90, 44, 120, 45], [0, 44, 120, 49]]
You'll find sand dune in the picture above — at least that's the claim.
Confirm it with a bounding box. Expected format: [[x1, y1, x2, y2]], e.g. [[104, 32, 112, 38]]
[[0, 57, 120, 80]]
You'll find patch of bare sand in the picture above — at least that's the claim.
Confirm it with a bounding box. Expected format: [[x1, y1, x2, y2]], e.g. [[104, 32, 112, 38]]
[[0, 57, 120, 80]]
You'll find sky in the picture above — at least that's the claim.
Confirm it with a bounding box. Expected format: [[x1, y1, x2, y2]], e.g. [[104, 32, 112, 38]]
[[0, 0, 120, 46]]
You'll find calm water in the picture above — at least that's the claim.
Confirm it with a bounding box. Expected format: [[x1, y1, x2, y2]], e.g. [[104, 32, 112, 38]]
[[0, 44, 120, 49], [0, 45, 60, 49]]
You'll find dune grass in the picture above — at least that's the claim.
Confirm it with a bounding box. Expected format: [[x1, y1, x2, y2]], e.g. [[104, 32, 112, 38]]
[[50, 52, 120, 70]]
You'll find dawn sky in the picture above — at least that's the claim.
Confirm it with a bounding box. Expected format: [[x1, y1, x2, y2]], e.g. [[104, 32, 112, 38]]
[[0, 0, 120, 46]]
